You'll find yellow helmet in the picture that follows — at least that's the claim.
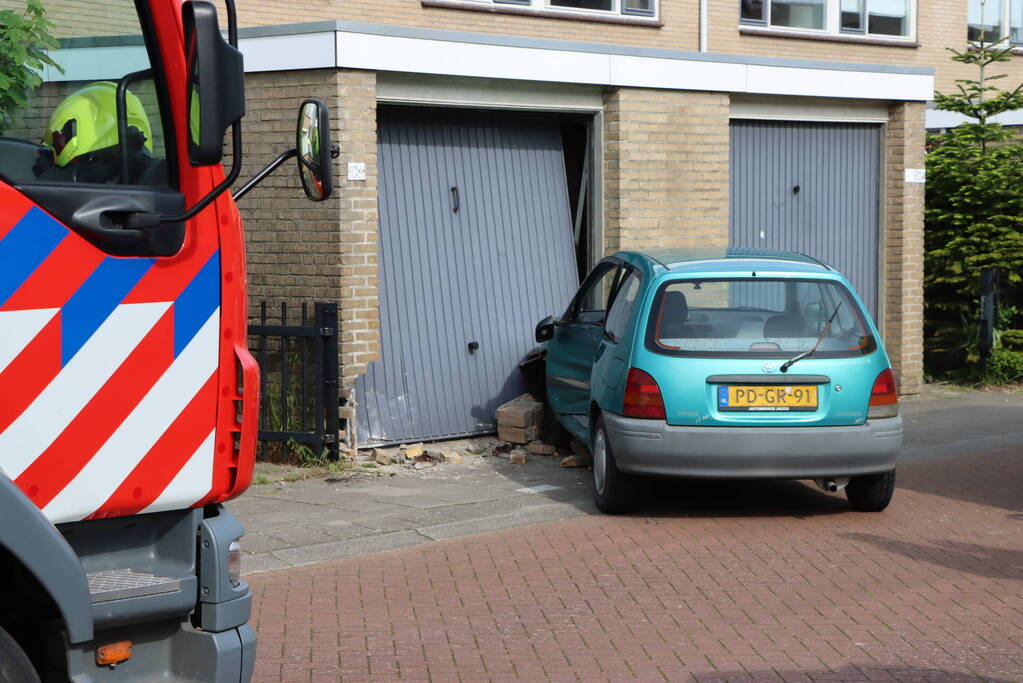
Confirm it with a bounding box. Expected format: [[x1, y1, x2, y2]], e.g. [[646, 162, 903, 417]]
[[43, 81, 153, 167]]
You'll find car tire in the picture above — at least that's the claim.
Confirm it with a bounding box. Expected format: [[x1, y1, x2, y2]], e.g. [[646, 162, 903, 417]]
[[592, 414, 633, 514], [846, 469, 896, 512], [0, 625, 40, 683]]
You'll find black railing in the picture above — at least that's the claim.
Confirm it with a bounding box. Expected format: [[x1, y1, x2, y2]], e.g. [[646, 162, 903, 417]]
[[249, 302, 339, 461], [979, 266, 1022, 371]]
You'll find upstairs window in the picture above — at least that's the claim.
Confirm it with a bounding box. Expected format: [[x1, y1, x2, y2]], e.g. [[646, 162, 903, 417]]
[[968, 0, 1023, 44], [741, 0, 913, 39], [464, 0, 657, 19]]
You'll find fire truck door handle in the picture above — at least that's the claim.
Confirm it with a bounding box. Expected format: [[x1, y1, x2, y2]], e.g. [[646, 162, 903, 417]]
[[71, 196, 159, 246]]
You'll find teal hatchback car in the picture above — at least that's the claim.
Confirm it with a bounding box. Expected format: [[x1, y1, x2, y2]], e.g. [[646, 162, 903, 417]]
[[535, 248, 902, 514]]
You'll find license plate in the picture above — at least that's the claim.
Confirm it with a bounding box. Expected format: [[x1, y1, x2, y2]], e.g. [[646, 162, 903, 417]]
[[718, 385, 818, 412]]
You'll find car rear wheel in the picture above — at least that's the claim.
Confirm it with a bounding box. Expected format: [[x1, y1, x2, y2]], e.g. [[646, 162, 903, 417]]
[[592, 414, 633, 514], [846, 469, 896, 512], [0, 625, 40, 683]]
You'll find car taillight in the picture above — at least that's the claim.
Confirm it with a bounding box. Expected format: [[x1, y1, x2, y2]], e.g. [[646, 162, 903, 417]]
[[868, 368, 898, 419], [623, 368, 666, 419]]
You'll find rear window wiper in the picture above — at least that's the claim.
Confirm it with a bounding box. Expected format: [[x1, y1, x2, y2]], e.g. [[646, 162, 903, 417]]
[[780, 303, 842, 373]]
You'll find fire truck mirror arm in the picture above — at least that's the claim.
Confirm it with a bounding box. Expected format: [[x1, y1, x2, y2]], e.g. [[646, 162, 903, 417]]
[[232, 98, 337, 203]]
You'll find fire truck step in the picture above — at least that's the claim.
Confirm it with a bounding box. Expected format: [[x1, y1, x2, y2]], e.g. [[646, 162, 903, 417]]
[[87, 569, 182, 603]]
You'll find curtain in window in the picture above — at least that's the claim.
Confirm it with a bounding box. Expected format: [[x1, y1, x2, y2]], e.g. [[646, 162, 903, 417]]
[[772, 0, 826, 30]]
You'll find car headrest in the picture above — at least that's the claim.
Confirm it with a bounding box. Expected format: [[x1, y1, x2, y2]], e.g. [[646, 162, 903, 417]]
[[655, 290, 689, 339], [764, 314, 805, 338], [663, 291, 688, 324]]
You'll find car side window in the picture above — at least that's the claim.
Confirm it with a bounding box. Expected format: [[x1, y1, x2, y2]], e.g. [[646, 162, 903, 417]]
[[571, 262, 621, 324], [0, 0, 171, 188], [604, 269, 641, 342]]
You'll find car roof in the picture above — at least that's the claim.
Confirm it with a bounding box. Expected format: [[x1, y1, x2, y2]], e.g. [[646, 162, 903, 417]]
[[616, 247, 833, 275]]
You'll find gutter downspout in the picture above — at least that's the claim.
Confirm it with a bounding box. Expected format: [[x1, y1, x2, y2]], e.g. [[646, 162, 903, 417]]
[[699, 0, 708, 51]]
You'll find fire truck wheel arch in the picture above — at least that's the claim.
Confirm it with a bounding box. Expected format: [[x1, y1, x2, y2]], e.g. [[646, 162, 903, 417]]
[[0, 475, 93, 644]]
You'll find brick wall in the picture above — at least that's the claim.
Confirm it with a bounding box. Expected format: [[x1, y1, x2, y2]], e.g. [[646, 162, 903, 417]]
[[241, 70, 344, 308], [881, 101, 926, 394], [231, 0, 1023, 97], [233, 0, 694, 49], [240, 68, 381, 426], [333, 70, 381, 409], [603, 88, 730, 253], [708, 0, 1023, 95]]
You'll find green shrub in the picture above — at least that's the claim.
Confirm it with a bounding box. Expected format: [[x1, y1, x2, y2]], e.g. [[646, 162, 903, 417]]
[[925, 32, 1023, 380], [987, 348, 1023, 384], [0, 1, 62, 134], [1001, 329, 1023, 351]]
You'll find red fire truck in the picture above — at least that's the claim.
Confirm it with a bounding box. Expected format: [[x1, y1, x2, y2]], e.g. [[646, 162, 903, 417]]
[[0, 1, 332, 679]]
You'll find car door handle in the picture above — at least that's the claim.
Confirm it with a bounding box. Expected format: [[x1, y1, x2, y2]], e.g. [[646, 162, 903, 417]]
[[595, 341, 608, 361]]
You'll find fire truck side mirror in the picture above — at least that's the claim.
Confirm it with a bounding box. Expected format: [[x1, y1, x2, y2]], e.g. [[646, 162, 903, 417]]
[[296, 99, 335, 202], [182, 1, 245, 166]]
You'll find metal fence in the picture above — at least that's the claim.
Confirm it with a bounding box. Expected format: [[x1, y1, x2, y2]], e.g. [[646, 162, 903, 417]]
[[249, 302, 339, 461], [979, 267, 1022, 371]]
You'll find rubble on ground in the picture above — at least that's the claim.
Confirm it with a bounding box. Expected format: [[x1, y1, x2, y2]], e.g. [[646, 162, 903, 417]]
[[560, 454, 592, 468]]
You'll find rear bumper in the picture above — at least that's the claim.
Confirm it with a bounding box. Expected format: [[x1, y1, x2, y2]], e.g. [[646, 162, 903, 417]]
[[604, 413, 902, 479]]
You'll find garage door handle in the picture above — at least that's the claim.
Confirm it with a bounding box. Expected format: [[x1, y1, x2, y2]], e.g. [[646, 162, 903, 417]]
[[467, 341, 479, 354], [450, 186, 460, 214]]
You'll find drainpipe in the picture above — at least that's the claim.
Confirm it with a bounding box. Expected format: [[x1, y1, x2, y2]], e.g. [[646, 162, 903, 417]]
[[699, 0, 708, 51]]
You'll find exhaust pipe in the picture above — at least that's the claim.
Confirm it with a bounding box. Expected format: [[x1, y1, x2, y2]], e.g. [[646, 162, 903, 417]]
[[814, 477, 849, 493]]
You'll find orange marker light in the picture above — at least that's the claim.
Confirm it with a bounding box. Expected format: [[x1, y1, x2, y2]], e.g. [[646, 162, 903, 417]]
[[96, 641, 133, 666]]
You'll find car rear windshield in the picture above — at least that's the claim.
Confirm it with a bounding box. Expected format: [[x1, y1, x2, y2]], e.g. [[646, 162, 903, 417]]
[[645, 278, 877, 359]]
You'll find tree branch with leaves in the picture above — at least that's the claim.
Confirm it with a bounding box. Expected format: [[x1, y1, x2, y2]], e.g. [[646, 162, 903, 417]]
[[0, 0, 62, 135]]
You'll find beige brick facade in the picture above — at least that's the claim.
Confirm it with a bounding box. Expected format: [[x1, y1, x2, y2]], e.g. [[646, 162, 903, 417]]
[[603, 88, 730, 254], [881, 101, 926, 394], [232, 0, 1023, 96], [230, 7, 933, 422], [333, 70, 382, 410], [240, 68, 380, 419], [709, 1, 1023, 95], [241, 70, 344, 308]]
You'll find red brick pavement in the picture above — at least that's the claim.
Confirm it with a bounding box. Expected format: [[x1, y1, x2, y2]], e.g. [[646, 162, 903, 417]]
[[248, 447, 1023, 682]]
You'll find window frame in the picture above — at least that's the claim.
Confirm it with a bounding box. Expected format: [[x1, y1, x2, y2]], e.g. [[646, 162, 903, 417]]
[[0, 0, 179, 191], [458, 0, 658, 20], [967, 0, 1023, 46], [603, 267, 642, 343], [740, 0, 916, 42], [565, 259, 625, 326], [642, 277, 879, 360]]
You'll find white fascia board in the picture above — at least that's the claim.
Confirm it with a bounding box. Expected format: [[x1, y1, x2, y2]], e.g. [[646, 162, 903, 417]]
[[42, 45, 149, 82], [335, 31, 611, 86], [609, 55, 747, 92], [232, 27, 935, 103], [242, 32, 336, 72], [744, 65, 934, 101], [927, 108, 1023, 128]]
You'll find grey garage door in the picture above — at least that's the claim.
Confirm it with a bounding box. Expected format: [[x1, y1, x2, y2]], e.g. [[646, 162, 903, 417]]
[[729, 120, 881, 317], [356, 108, 578, 445]]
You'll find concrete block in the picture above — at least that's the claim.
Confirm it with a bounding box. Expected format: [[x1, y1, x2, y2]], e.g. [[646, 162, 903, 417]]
[[496, 394, 543, 428], [498, 423, 539, 444]]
